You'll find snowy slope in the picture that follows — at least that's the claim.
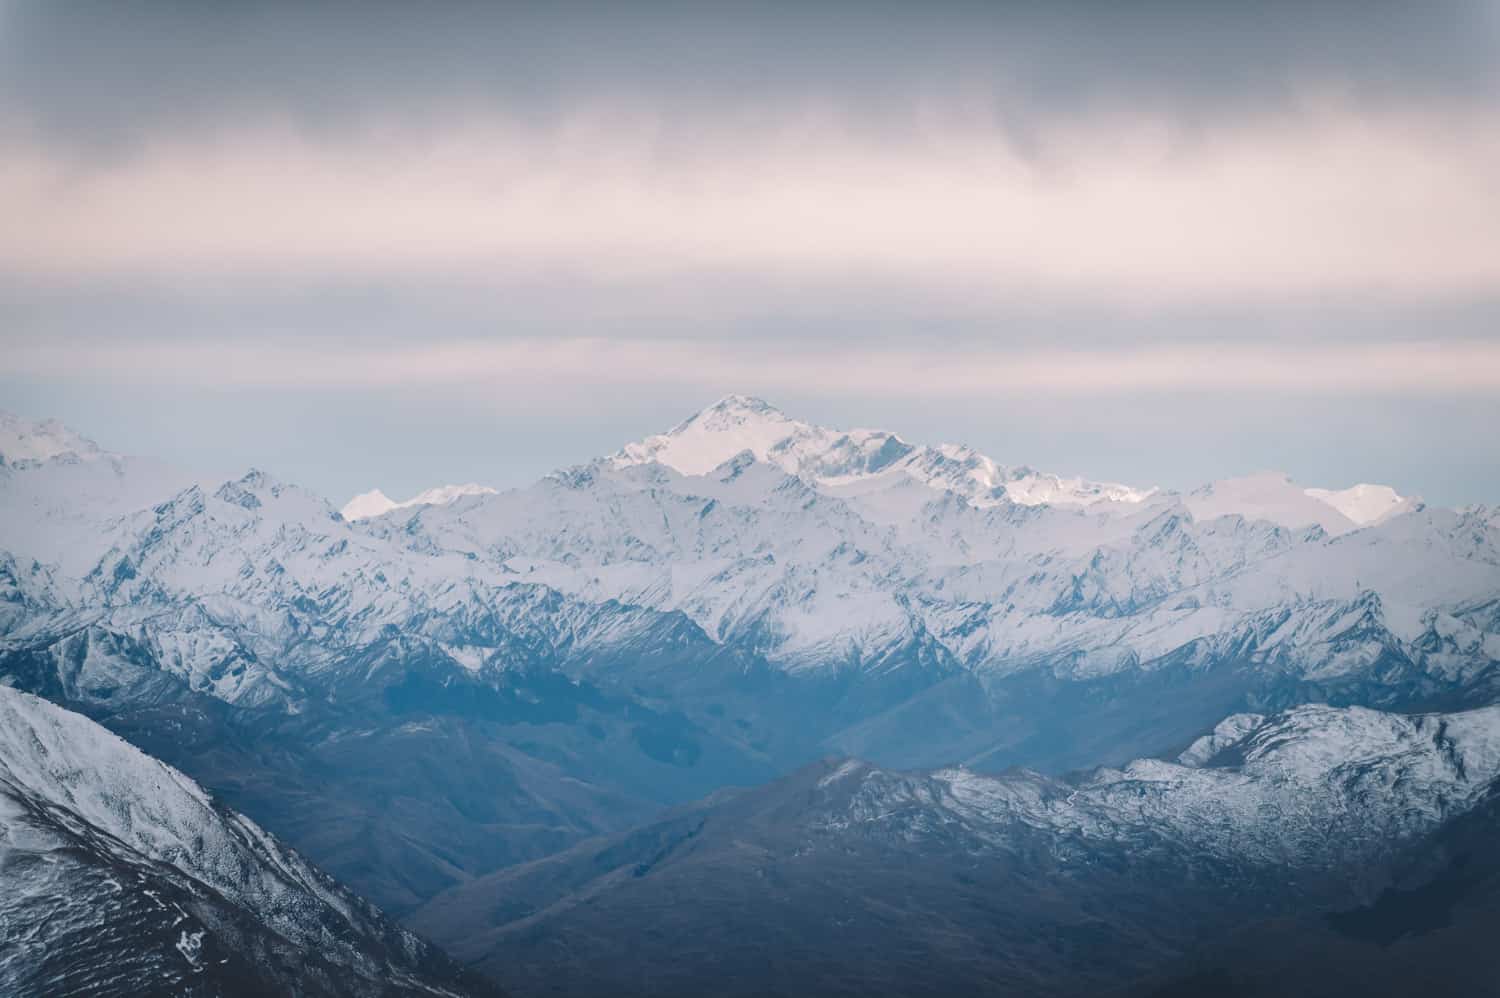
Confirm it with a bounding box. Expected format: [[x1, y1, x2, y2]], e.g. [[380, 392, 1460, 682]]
[[1306, 482, 1418, 526], [0, 685, 494, 997], [369, 452, 1497, 684], [610, 395, 1156, 509], [12, 467, 696, 708], [1186, 471, 1359, 534], [0, 409, 105, 465], [0, 411, 204, 580], [342, 483, 498, 521], [917, 702, 1500, 864]]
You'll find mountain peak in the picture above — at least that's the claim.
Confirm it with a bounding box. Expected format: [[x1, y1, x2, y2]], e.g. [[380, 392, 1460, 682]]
[[681, 394, 797, 438], [611, 396, 1152, 510], [614, 396, 806, 476], [1305, 482, 1415, 526], [703, 394, 781, 418], [1186, 471, 1359, 535], [0, 409, 106, 466], [340, 482, 497, 521], [342, 488, 396, 521], [1184, 472, 1417, 534]]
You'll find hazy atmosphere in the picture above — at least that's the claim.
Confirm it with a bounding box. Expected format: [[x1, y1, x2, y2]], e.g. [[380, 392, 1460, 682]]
[[6, 7, 1500, 998], [4, 0, 1499, 501]]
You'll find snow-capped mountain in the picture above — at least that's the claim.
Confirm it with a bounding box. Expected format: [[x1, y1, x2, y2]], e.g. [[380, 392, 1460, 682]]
[[1, 400, 1497, 995], [0, 410, 205, 578], [0, 685, 495, 997], [610, 396, 1417, 532], [348, 399, 1494, 697], [410, 701, 1500, 998], [1185, 471, 1362, 534], [1184, 472, 1417, 534], [610, 394, 1156, 508], [2, 400, 1495, 725], [0, 409, 105, 465], [7, 466, 702, 710], [868, 701, 1500, 865], [0, 404, 1494, 864], [1305, 482, 1418, 526], [342, 483, 498, 521]]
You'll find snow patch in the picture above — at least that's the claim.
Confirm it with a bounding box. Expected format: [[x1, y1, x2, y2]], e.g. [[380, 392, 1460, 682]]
[[818, 760, 867, 788], [175, 929, 205, 970], [341, 482, 497, 521], [1305, 483, 1416, 526], [0, 409, 105, 465]]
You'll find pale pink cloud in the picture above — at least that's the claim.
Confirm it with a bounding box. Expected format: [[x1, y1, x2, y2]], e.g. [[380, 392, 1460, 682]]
[[6, 336, 1498, 397], [4, 101, 1499, 303]]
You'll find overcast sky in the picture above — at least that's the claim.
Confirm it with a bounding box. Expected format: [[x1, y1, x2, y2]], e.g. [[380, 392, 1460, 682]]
[[3, 1, 1498, 505]]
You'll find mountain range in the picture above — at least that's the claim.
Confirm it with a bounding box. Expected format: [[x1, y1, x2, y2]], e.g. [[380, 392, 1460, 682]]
[[1, 396, 1497, 995], [410, 702, 1500, 997]]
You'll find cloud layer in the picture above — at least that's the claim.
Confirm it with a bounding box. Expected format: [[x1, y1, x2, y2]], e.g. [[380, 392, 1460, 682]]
[[7, 335, 1498, 398], [6, 104, 1499, 302], [3, 2, 1498, 502], [4, 2, 1496, 144]]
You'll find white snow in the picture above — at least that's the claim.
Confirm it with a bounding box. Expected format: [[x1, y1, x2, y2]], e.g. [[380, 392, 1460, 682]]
[[341, 488, 398, 520], [0, 409, 104, 465], [615, 395, 808, 476], [341, 483, 497, 521], [1185, 471, 1359, 535], [0, 411, 205, 576], [825, 702, 1500, 867], [1002, 470, 1157, 507], [1, 401, 1496, 699], [1178, 713, 1267, 767], [175, 930, 206, 970], [609, 395, 1155, 510], [1305, 483, 1415, 526], [818, 760, 868, 788]]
